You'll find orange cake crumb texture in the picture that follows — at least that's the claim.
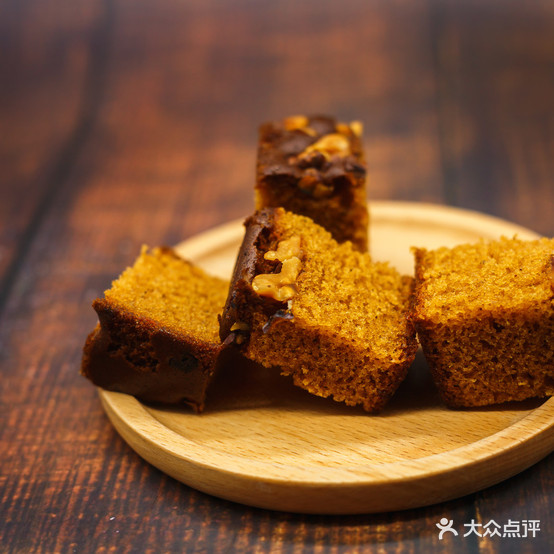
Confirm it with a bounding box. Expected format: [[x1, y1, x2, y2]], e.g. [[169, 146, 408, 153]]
[[80, 247, 229, 410], [412, 237, 554, 407], [106, 246, 227, 344]]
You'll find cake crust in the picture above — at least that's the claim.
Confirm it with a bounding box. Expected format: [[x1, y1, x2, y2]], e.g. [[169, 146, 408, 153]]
[[219, 209, 282, 342]]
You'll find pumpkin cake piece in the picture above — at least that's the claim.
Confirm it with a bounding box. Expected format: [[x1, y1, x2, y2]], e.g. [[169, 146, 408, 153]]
[[256, 114, 369, 251], [219, 208, 418, 412], [81, 246, 229, 412], [412, 236, 554, 408]]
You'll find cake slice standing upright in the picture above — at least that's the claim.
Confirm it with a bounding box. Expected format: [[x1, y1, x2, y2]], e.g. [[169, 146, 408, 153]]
[[256, 115, 369, 251], [219, 208, 417, 412]]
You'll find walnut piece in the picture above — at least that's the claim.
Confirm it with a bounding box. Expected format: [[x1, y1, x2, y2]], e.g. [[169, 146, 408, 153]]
[[252, 236, 303, 302], [336, 120, 363, 137], [263, 235, 302, 261], [298, 133, 351, 161], [230, 321, 250, 344], [283, 115, 316, 136], [349, 120, 363, 137]]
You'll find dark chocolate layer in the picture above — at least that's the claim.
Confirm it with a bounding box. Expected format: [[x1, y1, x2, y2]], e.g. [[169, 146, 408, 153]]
[[219, 208, 285, 342], [82, 300, 223, 412]]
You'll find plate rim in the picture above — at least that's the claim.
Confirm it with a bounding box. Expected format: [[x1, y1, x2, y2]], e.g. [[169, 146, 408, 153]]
[[175, 200, 543, 260], [99, 388, 554, 485]]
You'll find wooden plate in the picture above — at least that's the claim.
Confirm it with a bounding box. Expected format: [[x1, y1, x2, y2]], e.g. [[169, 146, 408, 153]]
[[99, 201, 554, 514]]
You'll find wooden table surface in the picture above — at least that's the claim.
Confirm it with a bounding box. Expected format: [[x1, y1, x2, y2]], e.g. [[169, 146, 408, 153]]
[[1, 1, 553, 552]]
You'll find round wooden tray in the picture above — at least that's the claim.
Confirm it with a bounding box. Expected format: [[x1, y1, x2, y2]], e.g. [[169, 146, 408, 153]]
[[99, 201, 554, 514]]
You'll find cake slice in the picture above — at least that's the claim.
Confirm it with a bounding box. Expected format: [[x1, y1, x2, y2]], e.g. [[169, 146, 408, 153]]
[[412, 236, 554, 408], [219, 208, 418, 412], [256, 114, 369, 251], [81, 246, 228, 412]]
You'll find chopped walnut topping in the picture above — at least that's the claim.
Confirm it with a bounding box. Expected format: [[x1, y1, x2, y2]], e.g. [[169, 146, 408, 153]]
[[335, 123, 350, 136], [298, 133, 351, 161], [297, 170, 321, 194], [336, 120, 363, 137], [252, 236, 303, 302], [263, 235, 302, 261], [350, 120, 363, 137], [230, 321, 249, 344], [283, 115, 316, 136]]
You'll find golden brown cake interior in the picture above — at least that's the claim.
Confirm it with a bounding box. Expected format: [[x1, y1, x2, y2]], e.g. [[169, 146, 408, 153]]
[[104, 246, 225, 344], [81, 246, 229, 411], [412, 236, 554, 407]]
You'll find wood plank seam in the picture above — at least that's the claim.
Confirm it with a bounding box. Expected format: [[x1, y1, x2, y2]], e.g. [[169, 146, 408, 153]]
[[0, 0, 116, 318]]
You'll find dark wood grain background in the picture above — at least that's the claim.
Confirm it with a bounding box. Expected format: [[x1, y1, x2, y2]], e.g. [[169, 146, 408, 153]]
[[1, 0, 553, 552]]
